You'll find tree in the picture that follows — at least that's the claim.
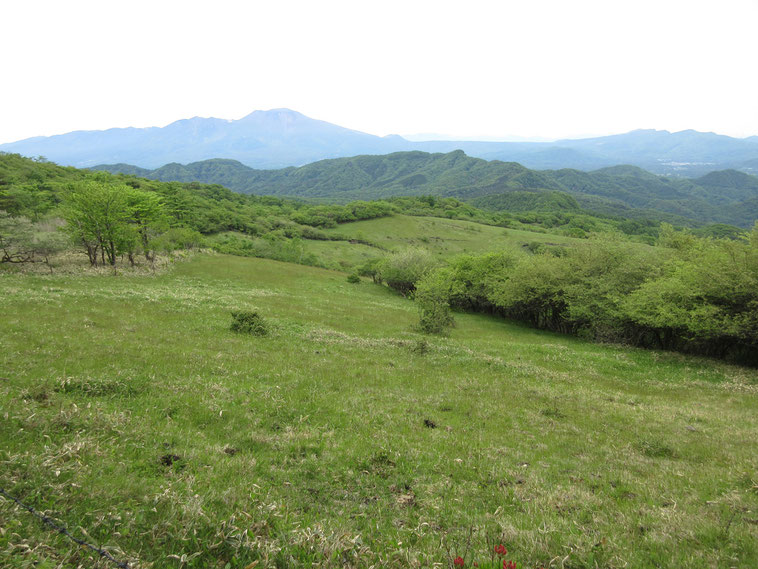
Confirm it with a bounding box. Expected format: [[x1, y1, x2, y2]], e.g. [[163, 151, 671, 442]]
[[31, 231, 69, 273], [0, 212, 34, 263], [62, 180, 132, 266], [124, 188, 166, 263]]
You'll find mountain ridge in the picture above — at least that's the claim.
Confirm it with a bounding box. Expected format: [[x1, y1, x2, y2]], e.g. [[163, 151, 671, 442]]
[[92, 151, 758, 227], [4, 108, 758, 175]]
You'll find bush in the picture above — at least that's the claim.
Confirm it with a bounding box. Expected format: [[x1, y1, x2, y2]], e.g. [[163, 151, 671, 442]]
[[417, 301, 454, 335], [414, 269, 456, 334], [152, 227, 205, 252], [357, 258, 383, 284], [346, 273, 361, 284], [230, 311, 269, 336], [378, 247, 437, 296]]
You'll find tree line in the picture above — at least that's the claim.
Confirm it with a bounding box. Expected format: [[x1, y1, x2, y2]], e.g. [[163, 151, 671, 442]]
[[368, 225, 758, 365]]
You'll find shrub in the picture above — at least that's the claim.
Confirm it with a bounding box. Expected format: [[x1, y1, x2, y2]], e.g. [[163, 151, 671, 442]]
[[346, 273, 361, 284], [230, 311, 269, 336], [378, 247, 437, 296], [152, 227, 205, 252], [414, 269, 457, 334], [357, 258, 383, 284]]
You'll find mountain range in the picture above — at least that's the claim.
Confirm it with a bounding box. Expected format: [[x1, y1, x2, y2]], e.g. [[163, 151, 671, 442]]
[[4, 109, 758, 176], [93, 151, 758, 228]]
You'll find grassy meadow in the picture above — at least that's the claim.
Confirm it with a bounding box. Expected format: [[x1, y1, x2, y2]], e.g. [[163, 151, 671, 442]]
[[1, 253, 757, 569], [321, 214, 575, 257], [209, 214, 581, 272]]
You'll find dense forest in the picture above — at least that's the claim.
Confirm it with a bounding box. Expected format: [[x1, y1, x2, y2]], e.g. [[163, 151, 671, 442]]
[[94, 151, 758, 227]]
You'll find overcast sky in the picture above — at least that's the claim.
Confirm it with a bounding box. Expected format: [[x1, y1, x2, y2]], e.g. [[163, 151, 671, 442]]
[[2, 0, 757, 144]]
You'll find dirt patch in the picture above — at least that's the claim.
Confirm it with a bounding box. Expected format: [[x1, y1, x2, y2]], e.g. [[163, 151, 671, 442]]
[[159, 454, 182, 467]]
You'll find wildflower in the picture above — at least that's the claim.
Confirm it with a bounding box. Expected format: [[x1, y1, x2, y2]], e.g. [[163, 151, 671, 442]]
[[454, 556, 465, 567], [495, 544, 507, 556], [503, 561, 517, 569]]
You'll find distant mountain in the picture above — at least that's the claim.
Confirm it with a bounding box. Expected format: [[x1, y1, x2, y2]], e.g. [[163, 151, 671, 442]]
[[4, 109, 758, 175], [0, 109, 412, 170], [550, 129, 758, 175], [93, 151, 758, 227]]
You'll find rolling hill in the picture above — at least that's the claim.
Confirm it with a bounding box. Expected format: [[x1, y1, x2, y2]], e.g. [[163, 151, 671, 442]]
[[94, 151, 758, 227]]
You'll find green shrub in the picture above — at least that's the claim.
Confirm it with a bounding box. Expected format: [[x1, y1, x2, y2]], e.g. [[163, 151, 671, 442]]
[[152, 227, 205, 252], [357, 258, 383, 284], [414, 269, 456, 334], [378, 247, 437, 296], [230, 311, 269, 336], [346, 273, 361, 284]]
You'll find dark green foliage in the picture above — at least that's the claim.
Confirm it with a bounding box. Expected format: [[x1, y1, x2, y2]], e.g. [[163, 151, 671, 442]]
[[471, 190, 580, 213], [230, 311, 269, 336], [95, 151, 758, 227], [346, 273, 360, 284]]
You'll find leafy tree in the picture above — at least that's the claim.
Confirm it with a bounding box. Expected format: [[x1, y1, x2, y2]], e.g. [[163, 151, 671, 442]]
[[657, 223, 697, 251], [124, 188, 166, 262], [623, 237, 758, 361], [62, 180, 133, 266]]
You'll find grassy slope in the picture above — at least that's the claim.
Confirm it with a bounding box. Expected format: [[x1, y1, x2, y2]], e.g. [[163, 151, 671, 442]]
[[315, 215, 575, 269], [322, 215, 575, 255], [1, 254, 757, 569], [210, 215, 578, 272]]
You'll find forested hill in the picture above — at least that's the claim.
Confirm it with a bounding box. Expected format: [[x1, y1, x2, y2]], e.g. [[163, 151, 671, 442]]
[[94, 151, 758, 227]]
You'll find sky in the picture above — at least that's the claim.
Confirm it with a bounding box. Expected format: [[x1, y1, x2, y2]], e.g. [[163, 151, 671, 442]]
[[2, 0, 757, 144]]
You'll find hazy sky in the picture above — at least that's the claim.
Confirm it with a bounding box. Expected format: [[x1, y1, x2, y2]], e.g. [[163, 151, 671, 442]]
[[2, 0, 757, 144]]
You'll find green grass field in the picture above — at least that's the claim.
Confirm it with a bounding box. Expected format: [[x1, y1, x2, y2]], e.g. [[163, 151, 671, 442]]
[[322, 215, 575, 257], [209, 214, 583, 272], [1, 254, 757, 569]]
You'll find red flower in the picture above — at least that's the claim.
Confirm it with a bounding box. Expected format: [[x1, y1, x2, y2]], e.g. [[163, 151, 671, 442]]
[[454, 556, 465, 567], [502, 561, 516, 569], [495, 544, 507, 556]]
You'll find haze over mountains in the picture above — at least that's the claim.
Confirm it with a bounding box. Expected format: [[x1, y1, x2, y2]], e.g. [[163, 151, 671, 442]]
[[3, 109, 758, 176]]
